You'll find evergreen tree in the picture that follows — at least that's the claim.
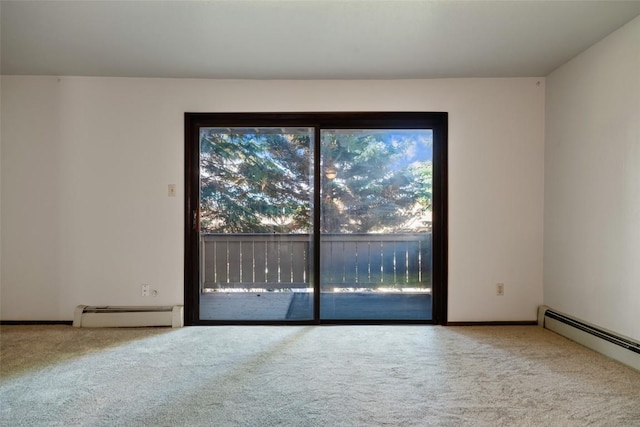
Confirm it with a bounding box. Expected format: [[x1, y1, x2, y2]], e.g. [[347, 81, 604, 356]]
[[200, 129, 311, 233], [320, 131, 431, 233], [199, 129, 432, 234]]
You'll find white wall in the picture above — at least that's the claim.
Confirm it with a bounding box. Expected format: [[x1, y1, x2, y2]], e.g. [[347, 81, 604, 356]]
[[0, 77, 545, 321], [545, 16, 640, 341]]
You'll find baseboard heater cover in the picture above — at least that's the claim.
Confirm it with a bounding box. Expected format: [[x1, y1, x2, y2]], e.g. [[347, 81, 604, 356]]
[[73, 305, 183, 328], [538, 305, 640, 371]]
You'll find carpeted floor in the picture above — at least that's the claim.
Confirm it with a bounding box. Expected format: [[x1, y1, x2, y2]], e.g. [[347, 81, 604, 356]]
[[1, 325, 639, 426]]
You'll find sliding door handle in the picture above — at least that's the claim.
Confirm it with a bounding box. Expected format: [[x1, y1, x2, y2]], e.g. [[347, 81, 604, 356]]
[[193, 209, 199, 232]]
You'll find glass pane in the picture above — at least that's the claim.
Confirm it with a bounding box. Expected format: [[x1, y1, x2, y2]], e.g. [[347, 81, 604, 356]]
[[199, 127, 314, 321], [320, 129, 432, 320]]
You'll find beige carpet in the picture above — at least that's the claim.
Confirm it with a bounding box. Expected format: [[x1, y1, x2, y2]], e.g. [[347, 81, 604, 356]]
[[1, 325, 639, 426]]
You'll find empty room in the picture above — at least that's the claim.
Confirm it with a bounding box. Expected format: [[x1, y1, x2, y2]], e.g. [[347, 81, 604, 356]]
[[1, 1, 640, 425]]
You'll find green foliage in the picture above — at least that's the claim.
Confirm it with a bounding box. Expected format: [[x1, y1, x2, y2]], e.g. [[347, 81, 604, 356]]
[[199, 129, 432, 234], [200, 130, 311, 233], [409, 161, 432, 209], [321, 132, 431, 233]]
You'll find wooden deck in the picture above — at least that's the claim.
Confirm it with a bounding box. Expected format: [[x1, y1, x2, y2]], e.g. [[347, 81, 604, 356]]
[[199, 291, 432, 321]]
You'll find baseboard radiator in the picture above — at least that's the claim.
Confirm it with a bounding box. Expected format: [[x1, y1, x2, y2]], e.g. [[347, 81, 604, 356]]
[[538, 305, 640, 371], [73, 305, 183, 328]]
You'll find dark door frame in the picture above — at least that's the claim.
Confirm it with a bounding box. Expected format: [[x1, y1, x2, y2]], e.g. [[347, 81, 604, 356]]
[[184, 112, 448, 325]]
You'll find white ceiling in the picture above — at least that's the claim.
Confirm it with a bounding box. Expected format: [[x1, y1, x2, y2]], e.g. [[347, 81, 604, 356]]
[[2, 0, 639, 80]]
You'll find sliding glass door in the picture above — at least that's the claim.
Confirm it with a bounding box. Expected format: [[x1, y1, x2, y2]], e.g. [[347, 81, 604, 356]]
[[184, 113, 447, 325], [319, 129, 432, 320], [197, 127, 315, 321]]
